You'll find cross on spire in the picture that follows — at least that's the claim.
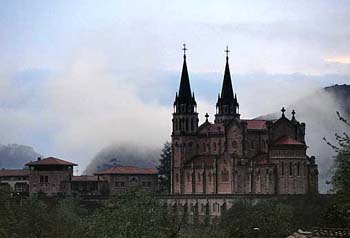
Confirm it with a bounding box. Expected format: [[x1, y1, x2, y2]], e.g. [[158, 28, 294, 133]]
[[182, 43, 187, 58], [225, 46, 230, 59], [292, 109, 296, 119], [281, 107, 286, 117], [205, 113, 209, 122]]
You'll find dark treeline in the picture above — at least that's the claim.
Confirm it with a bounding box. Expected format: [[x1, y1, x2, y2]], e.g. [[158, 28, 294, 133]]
[[0, 188, 349, 238]]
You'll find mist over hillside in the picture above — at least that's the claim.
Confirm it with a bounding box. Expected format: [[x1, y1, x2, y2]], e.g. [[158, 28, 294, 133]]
[[83, 143, 161, 175], [0, 144, 41, 169]]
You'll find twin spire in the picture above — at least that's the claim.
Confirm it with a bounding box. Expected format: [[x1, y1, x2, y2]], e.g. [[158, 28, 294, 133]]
[[174, 44, 238, 119]]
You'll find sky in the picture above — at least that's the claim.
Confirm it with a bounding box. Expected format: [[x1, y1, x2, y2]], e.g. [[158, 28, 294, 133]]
[[0, 1, 349, 180]]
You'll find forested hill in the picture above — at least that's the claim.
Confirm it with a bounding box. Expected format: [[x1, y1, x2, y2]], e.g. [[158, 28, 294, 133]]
[[0, 144, 41, 169], [324, 84, 350, 115]]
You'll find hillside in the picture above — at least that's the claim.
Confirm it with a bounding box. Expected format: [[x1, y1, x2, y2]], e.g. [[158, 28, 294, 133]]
[[83, 143, 160, 174], [0, 144, 41, 169]]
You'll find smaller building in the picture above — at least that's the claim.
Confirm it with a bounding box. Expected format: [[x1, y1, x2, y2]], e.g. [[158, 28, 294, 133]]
[[95, 166, 158, 195], [61, 175, 109, 196], [0, 169, 29, 195], [26, 157, 76, 196]]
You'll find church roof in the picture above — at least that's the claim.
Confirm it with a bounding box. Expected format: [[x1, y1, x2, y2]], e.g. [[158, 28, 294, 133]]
[[94, 166, 158, 175], [26, 157, 77, 166], [244, 120, 268, 130], [273, 136, 304, 145], [0, 169, 29, 177]]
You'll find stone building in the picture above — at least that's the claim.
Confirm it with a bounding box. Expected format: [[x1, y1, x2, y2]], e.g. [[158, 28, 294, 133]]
[[0, 157, 158, 196], [61, 175, 109, 196], [94, 166, 158, 195], [0, 169, 29, 195], [26, 157, 77, 196], [171, 47, 318, 196]]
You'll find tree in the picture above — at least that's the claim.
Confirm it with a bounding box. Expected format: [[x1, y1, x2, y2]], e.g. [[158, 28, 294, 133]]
[[158, 141, 172, 193], [323, 112, 350, 228], [77, 189, 181, 238], [220, 199, 294, 238], [324, 112, 350, 195]]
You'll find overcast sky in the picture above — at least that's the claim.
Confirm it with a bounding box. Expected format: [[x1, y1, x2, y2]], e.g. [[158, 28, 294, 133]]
[[0, 1, 349, 172]]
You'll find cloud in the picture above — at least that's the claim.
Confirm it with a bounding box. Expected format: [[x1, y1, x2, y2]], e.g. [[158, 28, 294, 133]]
[[324, 56, 350, 65]]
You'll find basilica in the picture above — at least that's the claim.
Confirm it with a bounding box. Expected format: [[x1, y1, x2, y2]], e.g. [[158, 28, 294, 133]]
[[171, 46, 318, 195]]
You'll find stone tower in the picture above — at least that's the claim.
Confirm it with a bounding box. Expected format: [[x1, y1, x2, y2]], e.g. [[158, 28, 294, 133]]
[[171, 45, 199, 193]]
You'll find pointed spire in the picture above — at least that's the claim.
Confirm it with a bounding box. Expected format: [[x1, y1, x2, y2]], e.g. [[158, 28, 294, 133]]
[[220, 46, 234, 103], [178, 43, 192, 103]]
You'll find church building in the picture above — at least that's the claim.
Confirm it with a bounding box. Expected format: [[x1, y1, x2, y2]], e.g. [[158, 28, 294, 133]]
[[171, 46, 318, 195]]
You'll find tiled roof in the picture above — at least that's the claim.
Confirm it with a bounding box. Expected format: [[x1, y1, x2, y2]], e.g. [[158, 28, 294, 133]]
[[0, 169, 29, 177], [287, 228, 350, 238], [95, 166, 158, 175], [26, 157, 77, 166], [274, 136, 304, 146], [244, 120, 268, 130], [312, 227, 350, 237], [71, 175, 98, 182]]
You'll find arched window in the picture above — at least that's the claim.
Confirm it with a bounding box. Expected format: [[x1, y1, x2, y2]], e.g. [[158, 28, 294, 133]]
[[175, 142, 179, 147], [207, 143, 210, 152], [213, 142, 217, 151], [187, 173, 190, 182], [185, 118, 189, 131], [203, 143, 206, 152], [208, 172, 212, 182], [251, 141, 255, 149], [221, 168, 229, 182], [297, 162, 300, 176], [191, 118, 194, 131], [281, 162, 284, 176], [197, 172, 201, 182], [232, 140, 238, 149], [289, 162, 293, 176], [175, 173, 179, 183], [175, 119, 178, 130]]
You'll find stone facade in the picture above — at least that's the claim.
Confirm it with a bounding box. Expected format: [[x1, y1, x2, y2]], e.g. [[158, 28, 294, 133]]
[[2, 158, 158, 196], [171, 50, 318, 196], [95, 166, 158, 195], [26, 157, 76, 196], [0, 169, 29, 195]]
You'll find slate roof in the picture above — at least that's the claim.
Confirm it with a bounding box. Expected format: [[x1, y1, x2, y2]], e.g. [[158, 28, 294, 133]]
[[274, 136, 304, 146], [220, 57, 235, 104], [0, 169, 29, 177], [71, 175, 99, 182], [311, 227, 350, 237], [95, 166, 158, 175], [244, 120, 268, 130], [25, 157, 77, 166], [287, 228, 350, 238]]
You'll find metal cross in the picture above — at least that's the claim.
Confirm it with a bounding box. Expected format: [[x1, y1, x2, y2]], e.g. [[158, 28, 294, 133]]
[[225, 46, 230, 58], [182, 43, 187, 55]]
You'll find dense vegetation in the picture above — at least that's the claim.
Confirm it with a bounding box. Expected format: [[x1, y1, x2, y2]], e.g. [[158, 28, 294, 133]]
[[0, 188, 348, 238]]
